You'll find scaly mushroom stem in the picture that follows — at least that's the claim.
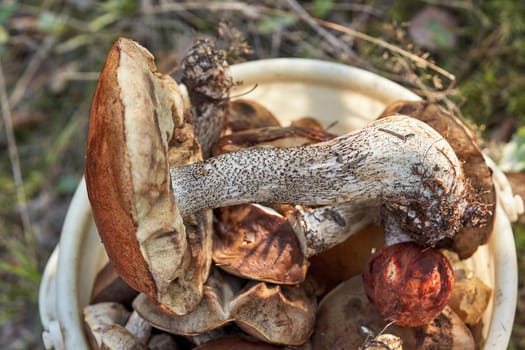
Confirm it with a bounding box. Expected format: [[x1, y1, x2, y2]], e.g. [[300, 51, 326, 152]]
[[171, 115, 468, 246]]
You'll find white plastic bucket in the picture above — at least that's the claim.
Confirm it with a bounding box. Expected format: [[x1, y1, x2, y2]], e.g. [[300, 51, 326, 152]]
[[39, 58, 522, 349]]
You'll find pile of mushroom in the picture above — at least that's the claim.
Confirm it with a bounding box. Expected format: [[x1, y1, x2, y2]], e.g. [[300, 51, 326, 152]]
[[84, 37, 501, 349]]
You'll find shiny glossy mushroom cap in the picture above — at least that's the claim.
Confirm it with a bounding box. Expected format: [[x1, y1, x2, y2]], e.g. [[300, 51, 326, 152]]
[[362, 242, 454, 327]]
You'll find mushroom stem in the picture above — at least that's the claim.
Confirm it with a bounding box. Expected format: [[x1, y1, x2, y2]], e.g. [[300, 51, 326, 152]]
[[171, 115, 468, 246]]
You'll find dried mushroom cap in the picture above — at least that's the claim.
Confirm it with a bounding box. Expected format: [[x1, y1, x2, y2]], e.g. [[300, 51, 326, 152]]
[[395, 306, 475, 350], [312, 276, 389, 350], [83, 302, 149, 350], [225, 98, 281, 132], [213, 204, 308, 284], [194, 336, 283, 349], [312, 276, 474, 350], [85, 37, 212, 315], [230, 282, 317, 346], [444, 251, 492, 325], [131, 268, 238, 336], [212, 123, 334, 155], [90, 262, 138, 306], [379, 101, 496, 258], [124, 311, 152, 344], [99, 325, 148, 350]]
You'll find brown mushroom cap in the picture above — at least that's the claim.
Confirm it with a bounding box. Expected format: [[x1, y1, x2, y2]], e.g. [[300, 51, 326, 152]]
[[230, 281, 317, 346], [85, 37, 212, 315], [90, 262, 138, 306], [379, 101, 496, 258], [312, 276, 390, 350], [212, 123, 335, 155], [83, 302, 154, 350], [213, 204, 308, 284], [443, 250, 492, 325], [225, 99, 281, 132], [131, 268, 239, 336]]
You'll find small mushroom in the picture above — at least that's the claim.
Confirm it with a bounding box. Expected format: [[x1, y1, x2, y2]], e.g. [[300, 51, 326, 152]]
[[83, 302, 148, 350], [379, 100, 496, 258], [230, 281, 317, 346], [132, 268, 238, 336], [362, 242, 454, 327]]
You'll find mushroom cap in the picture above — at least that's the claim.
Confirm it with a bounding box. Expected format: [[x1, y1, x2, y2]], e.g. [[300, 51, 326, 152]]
[[443, 250, 492, 325], [212, 123, 335, 155], [85, 38, 207, 314], [225, 98, 281, 132], [213, 204, 308, 284], [230, 281, 317, 346], [379, 101, 496, 258], [83, 302, 155, 350], [312, 275, 390, 350], [131, 268, 238, 336], [362, 242, 454, 327], [90, 262, 138, 306], [395, 306, 475, 349]]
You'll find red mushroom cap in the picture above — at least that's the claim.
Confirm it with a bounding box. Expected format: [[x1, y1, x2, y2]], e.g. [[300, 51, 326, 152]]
[[362, 242, 454, 327]]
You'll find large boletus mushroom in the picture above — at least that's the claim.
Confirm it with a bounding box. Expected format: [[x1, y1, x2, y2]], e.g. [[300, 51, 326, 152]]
[[230, 281, 317, 346]]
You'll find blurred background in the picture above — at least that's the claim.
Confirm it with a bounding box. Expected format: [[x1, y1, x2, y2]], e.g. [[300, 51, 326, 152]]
[[0, 1, 524, 349]]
